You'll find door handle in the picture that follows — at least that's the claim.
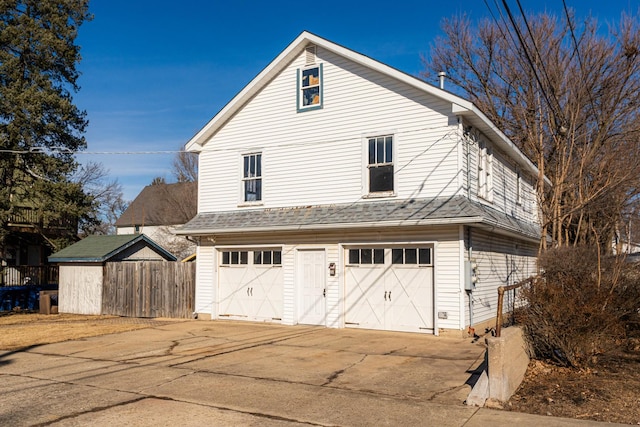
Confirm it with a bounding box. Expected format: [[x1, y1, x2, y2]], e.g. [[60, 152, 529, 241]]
[[388, 291, 391, 301], [250, 287, 253, 296], [247, 287, 250, 296], [384, 291, 387, 301], [323, 288, 326, 298]]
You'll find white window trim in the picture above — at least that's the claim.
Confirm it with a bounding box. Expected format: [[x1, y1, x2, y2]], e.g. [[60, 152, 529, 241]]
[[478, 141, 493, 202], [516, 166, 522, 205], [362, 133, 397, 198], [239, 152, 263, 207], [297, 64, 323, 112], [345, 245, 434, 267]]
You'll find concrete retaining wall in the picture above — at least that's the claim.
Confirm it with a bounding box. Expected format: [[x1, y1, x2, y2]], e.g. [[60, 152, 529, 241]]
[[466, 326, 530, 406], [486, 326, 530, 402]]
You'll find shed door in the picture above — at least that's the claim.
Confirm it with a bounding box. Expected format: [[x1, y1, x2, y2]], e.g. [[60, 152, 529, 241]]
[[218, 249, 283, 321], [344, 246, 433, 333]]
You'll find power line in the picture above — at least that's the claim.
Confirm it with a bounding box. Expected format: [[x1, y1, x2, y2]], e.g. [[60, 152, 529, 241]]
[[0, 123, 454, 156], [514, 0, 565, 124], [499, 0, 561, 124], [562, 0, 601, 132]]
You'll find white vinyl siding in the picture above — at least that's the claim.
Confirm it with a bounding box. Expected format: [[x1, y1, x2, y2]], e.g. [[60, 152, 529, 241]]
[[198, 47, 460, 212], [194, 244, 216, 317], [463, 122, 538, 225], [465, 229, 537, 327], [200, 226, 462, 333]]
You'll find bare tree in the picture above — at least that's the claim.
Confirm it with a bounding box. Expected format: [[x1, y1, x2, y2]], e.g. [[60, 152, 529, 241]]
[[172, 147, 198, 183], [423, 10, 640, 251], [73, 162, 127, 235]]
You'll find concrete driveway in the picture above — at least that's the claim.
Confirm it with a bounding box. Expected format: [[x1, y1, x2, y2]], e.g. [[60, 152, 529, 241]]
[[0, 320, 617, 426]]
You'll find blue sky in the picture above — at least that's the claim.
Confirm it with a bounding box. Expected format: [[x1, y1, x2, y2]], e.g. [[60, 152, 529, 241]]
[[73, 0, 638, 201]]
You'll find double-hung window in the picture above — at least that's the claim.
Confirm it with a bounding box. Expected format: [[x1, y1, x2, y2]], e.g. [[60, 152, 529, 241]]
[[478, 141, 493, 201], [298, 64, 323, 111], [243, 153, 262, 202], [368, 135, 394, 194], [516, 167, 522, 205]]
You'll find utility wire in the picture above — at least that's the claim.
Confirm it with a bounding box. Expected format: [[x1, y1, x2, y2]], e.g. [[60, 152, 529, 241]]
[[514, 0, 565, 124], [562, 0, 601, 132], [0, 123, 454, 156], [500, 0, 564, 128]]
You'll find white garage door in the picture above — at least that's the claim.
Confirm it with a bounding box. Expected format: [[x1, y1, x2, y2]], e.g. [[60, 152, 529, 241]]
[[345, 246, 433, 333], [218, 248, 283, 321]]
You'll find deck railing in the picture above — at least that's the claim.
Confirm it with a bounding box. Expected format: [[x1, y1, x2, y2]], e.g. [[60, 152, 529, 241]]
[[7, 206, 76, 229], [0, 265, 59, 287]]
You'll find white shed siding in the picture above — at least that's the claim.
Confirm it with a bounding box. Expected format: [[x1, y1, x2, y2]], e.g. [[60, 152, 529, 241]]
[[58, 264, 103, 315], [194, 244, 215, 317], [466, 229, 537, 326], [198, 47, 462, 213]]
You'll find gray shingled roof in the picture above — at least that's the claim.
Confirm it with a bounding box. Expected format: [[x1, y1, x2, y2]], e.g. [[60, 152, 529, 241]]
[[115, 182, 197, 227], [176, 196, 540, 240]]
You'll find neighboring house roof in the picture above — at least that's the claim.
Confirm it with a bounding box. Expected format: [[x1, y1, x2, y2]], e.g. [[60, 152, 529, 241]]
[[48, 234, 177, 263], [185, 30, 547, 184], [115, 182, 197, 228], [177, 196, 540, 241]]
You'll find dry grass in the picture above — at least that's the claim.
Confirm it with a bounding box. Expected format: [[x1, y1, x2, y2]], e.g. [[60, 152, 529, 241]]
[[0, 311, 171, 351]]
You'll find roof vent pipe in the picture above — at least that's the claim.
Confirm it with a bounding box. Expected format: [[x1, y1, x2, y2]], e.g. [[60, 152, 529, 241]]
[[438, 71, 446, 89]]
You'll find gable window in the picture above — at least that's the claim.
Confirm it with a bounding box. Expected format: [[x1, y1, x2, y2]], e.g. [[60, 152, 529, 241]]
[[242, 153, 262, 202], [297, 64, 323, 111], [368, 135, 394, 194], [478, 141, 493, 201]]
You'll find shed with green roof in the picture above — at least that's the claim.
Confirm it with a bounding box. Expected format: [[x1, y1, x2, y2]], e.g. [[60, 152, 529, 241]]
[[49, 234, 176, 315]]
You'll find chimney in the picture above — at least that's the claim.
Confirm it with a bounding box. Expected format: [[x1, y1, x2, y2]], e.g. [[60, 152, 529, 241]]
[[438, 71, 446, 89]]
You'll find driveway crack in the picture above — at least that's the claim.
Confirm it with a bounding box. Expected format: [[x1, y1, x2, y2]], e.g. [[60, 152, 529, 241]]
[[322, 354, 367, 386]]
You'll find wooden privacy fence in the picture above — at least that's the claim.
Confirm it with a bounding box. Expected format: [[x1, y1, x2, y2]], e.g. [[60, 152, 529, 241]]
[[102, 262, 195, 319]]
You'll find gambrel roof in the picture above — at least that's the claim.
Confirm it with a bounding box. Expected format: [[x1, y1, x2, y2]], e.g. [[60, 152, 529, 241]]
[[186, 30, 543, 180]]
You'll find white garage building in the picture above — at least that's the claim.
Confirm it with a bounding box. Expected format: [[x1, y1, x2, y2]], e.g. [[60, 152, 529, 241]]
[[177, 32, 542, 335]]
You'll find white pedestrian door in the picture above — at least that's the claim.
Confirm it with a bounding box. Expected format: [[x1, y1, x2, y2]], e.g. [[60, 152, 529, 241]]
[[298, 249, 326, 325]]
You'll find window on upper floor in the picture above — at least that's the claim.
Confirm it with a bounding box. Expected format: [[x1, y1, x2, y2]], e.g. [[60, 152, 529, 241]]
[[516, 167, 522, 205], [478, 140, 493, 201], [242, 153, 262, 202], [298, 46, 322, 112], [298, 64, 323, 111], [368, 135, 394, 194]]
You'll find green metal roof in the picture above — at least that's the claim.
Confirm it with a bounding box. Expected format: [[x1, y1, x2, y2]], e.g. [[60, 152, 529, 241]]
[[48, 234, 176, 263]]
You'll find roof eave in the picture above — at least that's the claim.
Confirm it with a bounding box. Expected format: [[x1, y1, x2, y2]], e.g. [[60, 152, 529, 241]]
[[48, 257, 105, 263], [176, 216, 486, 236]]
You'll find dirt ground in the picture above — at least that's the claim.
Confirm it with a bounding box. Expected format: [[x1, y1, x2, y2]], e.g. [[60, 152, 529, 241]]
[[507, 350, 640, 425], [0, 311, 174, 351], [3, 312, 640, 424]]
